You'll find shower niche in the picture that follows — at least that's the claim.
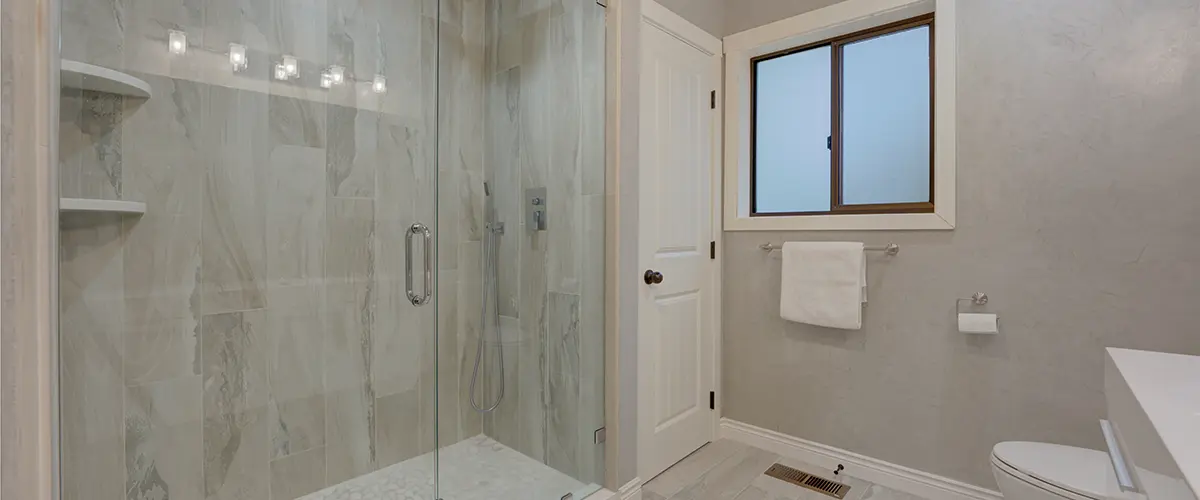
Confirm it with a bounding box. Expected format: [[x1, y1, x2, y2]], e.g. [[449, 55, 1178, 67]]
[[59, 60, 151, 217]]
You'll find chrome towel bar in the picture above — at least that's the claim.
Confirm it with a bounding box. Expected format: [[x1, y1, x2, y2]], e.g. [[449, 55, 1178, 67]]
[[759, 242, 900, 256]]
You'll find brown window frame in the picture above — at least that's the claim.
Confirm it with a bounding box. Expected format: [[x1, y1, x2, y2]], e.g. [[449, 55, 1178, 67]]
[[749, 14, 936, 217]]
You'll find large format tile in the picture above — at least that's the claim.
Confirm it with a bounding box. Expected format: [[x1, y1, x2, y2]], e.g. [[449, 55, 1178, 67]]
[[545, 292, 581, 478], [266, 145, 325, 287], [201, 310, 271, 500], [374, 388, 422, 468], [60, 214, 126, 500], [644, 440, 749, 499], [121, 75, 204, 386], [201, 86, 269, 315], [325, 105, 376, 198], [323, 197, 378, 484], [125, 376, 205, 500], [665, 446, 775, 500], [270, 446, 327, 499]]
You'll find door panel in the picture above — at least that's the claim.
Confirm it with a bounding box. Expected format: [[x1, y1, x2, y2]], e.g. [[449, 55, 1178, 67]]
[[638, 9, 721, 482]]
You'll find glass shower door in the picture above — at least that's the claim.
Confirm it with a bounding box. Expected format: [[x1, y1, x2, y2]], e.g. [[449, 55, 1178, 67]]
[[434, 0, 607, 499], [56, 0, 442, 498]]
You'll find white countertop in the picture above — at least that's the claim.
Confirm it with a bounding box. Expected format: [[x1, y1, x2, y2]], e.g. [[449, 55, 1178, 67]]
[[1107, 348, 1200, 499]]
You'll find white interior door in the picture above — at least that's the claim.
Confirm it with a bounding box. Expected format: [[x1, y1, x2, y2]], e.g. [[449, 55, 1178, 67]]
[[637, 1, 722, 482]]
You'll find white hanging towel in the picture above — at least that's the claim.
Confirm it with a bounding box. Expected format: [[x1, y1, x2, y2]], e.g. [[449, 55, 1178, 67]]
[[779, 242, 866, 330]]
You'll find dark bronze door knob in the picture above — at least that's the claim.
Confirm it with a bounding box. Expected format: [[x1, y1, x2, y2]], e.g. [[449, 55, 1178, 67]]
[[644, 270, 664, 285]]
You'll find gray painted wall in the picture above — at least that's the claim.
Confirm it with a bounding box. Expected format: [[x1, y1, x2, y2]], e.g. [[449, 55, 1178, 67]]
[[722, 0, 1200, 489]]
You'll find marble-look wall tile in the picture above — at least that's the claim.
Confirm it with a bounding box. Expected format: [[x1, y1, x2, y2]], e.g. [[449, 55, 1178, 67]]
[[202, 86, 269, 315], [545, 9, 582, 296], [78, 91, 125, 201], [122, 75, 204, 386], [59, 87, 85, 198], [266, 284, 325, 459], [516, 228, 548, 462], [546, 292, 580, 478], [200, 310, 270, 500], [436, 270, 463, 445], [203, 0, 272, 58], [270, 96, 326, 149], [457, 241, 484, 439], [266, 145, 326, 287], [269, 446, 327, 499], [269, 0, 328, 66], [125, 376, 205, 500], [326, 106, 377, 198], [61, 0, 125, 67], [375, 389, 422, 467], [577, 194, 606, 484], [486, 67, 522, 318], [579, 2, 607, 197], [324, 198, 377, 483], [483, 316, 522, 448], [60, 214, 126, 500]]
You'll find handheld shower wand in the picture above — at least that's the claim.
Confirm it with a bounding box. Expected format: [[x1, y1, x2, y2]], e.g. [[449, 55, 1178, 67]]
[[469, 182, 505, 413]]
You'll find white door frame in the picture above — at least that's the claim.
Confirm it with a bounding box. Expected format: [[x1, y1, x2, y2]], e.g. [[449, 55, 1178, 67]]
[[636, 0, 723, 482]]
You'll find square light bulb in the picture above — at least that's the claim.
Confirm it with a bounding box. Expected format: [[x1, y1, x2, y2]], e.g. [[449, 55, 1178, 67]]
[[320, 72, 333, 89], [372, 75, 387, 94], [274, 63, 290, 81], [168, 30, 187, 55], [282, 55, 298, 77], [229, 43, 247, 71], [329, 65, 345, 85]]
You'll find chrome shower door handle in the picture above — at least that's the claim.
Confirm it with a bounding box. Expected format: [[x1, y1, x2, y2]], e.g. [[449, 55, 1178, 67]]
[[406, 223, 433, 306]]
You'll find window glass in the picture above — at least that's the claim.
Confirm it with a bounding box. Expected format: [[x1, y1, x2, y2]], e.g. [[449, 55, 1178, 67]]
[[753, 46, 832, 214], [841, 26, 931, 205]]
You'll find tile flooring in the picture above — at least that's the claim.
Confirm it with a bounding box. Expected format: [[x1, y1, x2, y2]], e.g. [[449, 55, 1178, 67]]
[[297, 435, 600, 500], [643, 440, 931, 500]]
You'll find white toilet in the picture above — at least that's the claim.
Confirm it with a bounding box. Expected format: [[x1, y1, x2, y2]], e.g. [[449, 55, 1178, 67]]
[[991, 442, 1113, 500]]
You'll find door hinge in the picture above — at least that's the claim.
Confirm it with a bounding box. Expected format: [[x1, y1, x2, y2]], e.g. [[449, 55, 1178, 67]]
[[827, 135, 833, 150], [594, 427, 607, 444], [710, 241, 716, 260], [710, 90, 716, 109], [710, 391, 716, 410]]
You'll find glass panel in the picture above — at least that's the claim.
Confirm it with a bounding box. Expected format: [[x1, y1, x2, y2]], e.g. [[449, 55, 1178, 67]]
[[753, 46, 833, 214], [57, 0, 440, 498], [841, 25, 932, 205], [436, 0, 606, 498]]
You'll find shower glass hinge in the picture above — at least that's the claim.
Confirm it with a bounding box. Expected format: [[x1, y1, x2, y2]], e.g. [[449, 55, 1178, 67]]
[[594, 426, 607, 444], [596, 0, 607, 7]]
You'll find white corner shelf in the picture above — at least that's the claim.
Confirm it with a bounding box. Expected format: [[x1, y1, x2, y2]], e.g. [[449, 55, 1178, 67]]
[[60, 198, 147, 216], [60, 60, 152, 99]]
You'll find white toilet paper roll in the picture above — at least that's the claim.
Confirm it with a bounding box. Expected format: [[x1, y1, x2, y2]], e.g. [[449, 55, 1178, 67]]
[[958, 313, 999, 334]]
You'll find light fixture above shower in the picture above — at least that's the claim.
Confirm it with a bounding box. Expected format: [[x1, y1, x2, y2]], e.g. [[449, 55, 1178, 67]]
[[168, 30, 187, 55], [229, 43, 247, 72]]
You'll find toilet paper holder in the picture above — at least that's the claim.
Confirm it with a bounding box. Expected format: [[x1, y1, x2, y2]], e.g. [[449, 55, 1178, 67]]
[[956, 292, 989, 313]]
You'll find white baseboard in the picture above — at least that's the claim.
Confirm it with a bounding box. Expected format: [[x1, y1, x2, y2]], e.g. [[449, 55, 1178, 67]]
[[720, 419, 1002, 500], [583, 487, 619, 500], [617, 477, 643, 500]]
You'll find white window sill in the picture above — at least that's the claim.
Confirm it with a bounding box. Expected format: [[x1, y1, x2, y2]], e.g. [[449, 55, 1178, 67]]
[[726, 212, 954, 232]]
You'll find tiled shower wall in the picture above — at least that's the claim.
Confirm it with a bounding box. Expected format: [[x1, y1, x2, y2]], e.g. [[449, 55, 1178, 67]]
[[57, 0, 493, 499], [478, 0, 607, 486]]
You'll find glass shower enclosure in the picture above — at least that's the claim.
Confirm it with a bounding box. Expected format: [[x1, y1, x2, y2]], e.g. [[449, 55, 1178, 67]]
[[54, 0, 606, 498]]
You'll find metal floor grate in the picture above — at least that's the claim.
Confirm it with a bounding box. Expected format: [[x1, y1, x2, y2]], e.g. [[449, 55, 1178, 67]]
[[764, 463, 852, 499]]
